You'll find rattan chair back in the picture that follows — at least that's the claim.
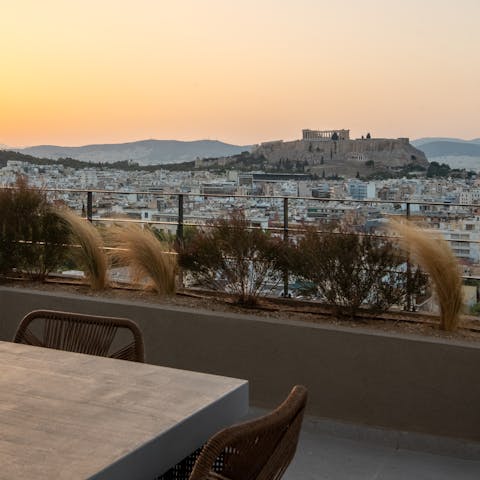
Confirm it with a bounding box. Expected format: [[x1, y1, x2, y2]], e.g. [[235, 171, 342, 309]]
[[188, 385, 308, 480], [13, 309, 145, 362]]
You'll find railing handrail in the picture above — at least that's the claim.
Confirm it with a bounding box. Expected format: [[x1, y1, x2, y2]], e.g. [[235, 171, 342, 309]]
[[2, 183, 480, 310], [1, 184, 480, 209]]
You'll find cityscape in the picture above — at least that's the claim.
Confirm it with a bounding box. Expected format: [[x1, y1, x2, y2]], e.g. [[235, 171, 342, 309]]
[[1, 1, 479, 478], [2, 128, 480, 291]]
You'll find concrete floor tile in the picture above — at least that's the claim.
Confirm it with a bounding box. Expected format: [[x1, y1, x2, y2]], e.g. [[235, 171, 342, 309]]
[[284, 429, 480, 480]]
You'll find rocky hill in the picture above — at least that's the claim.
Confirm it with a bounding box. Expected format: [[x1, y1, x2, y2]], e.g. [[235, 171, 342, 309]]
[[250, 137, 428, 178]]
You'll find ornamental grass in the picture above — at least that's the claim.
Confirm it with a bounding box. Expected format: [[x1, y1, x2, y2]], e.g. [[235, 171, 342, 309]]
[[109, 224, 177, 295], [56, 208, 108, 290], [391, 220, 463, 331]]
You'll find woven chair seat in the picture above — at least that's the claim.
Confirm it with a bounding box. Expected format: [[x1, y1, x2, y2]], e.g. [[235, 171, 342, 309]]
[[13, 309, 145, 362], [190, 385, 307, 480], [159, 385, 307, 480]]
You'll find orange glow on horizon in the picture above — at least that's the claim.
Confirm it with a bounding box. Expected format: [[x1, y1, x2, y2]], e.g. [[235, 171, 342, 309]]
[[1, 0, 479, 147]]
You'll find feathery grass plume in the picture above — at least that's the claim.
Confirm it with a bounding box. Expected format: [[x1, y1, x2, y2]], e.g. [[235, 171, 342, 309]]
[[56, 208, 108, 290], [110, 224, 177, 295], [390, 220, 463, 331]]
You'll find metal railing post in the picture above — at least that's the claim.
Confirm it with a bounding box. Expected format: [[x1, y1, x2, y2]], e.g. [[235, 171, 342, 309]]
[[176, 193, 185, 289], [283, 197, 289, 298], [405, 201, 412, 311], [177, 193, 184, 244], [87, 191, 93, 222]]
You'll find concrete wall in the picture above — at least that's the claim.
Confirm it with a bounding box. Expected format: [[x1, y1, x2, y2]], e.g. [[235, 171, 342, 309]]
[[1, 286, 479, 442]]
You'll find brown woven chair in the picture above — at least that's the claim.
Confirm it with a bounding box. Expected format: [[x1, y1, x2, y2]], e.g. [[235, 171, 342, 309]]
[[184, 385, 308, 480], [13, 309, 145, 362]]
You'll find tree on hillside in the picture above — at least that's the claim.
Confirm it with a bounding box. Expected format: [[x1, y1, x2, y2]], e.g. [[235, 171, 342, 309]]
[[427, 161, 450, 178]]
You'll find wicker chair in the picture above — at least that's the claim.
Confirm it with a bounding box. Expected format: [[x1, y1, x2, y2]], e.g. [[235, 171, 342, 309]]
[[161, 385, 308, 480], [13, 309, 145, 362]]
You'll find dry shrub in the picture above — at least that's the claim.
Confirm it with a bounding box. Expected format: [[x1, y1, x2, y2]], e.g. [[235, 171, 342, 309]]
[[56, 208, 108, 290], [178, 210, 284, 305], [109, 224, 177, 295], [390, 221, 463, 331], [286, 225, 416, 317]]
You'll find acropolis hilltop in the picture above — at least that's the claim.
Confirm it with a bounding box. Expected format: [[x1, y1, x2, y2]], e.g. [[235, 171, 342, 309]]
[[195, 129, 429, 177], [252, 129, 428, 177]]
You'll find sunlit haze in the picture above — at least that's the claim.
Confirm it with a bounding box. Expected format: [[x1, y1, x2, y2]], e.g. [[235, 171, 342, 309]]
[[1, 0, 479, 147]]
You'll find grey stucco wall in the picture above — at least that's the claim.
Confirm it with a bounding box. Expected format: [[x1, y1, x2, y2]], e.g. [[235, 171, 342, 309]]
[[1, 286, 479, 442]]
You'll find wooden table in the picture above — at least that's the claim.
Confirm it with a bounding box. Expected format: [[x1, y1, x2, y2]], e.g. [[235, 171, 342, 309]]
[[0, 341, 248, 479]]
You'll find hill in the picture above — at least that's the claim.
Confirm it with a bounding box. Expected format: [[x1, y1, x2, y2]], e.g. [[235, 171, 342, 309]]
[[412, 138, 480, 171], [412, 140, 480, 157], [14, 139, 252, 165], [412, 137, 480, 147], [248, 137, 429, 179], [0, 149, 194, 172], [1, 147, 472, 180]]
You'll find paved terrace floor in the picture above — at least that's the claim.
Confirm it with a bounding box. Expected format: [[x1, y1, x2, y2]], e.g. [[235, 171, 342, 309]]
[[250, 410, 480, 480]]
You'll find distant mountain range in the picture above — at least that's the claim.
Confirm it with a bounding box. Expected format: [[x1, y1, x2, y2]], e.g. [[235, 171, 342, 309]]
[[412, 137, 480, 147], [3, 136, 480, 170], [412, 138, 480, 156], [11, 139, 252, 165], [411, 138, 480, 170]]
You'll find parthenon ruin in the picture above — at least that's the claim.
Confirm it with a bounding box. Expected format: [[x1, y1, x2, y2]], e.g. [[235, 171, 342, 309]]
[[302, 129, 350, 141]]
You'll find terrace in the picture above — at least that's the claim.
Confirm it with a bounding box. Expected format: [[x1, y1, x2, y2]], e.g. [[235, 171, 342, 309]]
[[0, 186, 479, 478], [1, 285, 479, 478]]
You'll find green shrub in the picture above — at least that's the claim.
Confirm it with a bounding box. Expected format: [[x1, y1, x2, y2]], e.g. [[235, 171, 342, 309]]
[[469, 302, 480, 316], [0, 178, 69, 280], [0, 187, 15, 274]]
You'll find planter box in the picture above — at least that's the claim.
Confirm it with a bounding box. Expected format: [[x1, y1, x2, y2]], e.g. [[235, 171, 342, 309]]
[[1, 286, 479, 442]]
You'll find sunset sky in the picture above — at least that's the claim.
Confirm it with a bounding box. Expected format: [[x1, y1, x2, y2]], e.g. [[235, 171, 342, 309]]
[[1, 0, 479, 147]]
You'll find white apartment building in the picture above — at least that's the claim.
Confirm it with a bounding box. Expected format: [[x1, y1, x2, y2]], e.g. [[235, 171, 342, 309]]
[[437, 218, 480, 263], [459, 188, 480, 204]]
